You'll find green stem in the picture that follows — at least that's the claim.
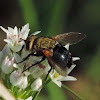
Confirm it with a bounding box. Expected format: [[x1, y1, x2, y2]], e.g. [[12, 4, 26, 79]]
[[18, 90, 26, 98], [62, 84, 84, 100], [32, 78, 51, 100], [32, 91, 40, 100], [22, 89, 32, 99], [11, 85, 14, 94]]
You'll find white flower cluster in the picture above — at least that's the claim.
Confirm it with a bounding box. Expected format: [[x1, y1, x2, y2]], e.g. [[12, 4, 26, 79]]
[[0, 24, 79, 100]]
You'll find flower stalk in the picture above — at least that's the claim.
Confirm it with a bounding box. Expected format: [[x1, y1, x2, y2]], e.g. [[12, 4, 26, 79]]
[[33, 91, 40, 100], [62, 84, 84, 100]]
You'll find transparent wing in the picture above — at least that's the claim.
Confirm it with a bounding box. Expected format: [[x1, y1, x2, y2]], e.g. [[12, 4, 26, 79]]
[[52, 32, 86, 45], [48, 55, 68, 76], [42, 49, 68, 76]]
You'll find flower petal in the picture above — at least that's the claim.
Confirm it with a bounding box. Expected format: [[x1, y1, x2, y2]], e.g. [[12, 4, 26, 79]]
[[60, 75, 77, 81], [64, 43, 69, 50], [26, 96, 32, 100], [0, 26, 9, 37], [8, 27, 14, 34], [52, 80, 62, 87], [72, 57, 80, 61], [67, 64, 76, 74], [17, 76, 28, 89], [10, 69, 23, 86], [31, 31, 41, 36], [13, 26, 18, 35], [1, 56, 14, 74], [4, 39, 13, 46], [13, 53, 22, 63], [31, 77, 42, 91], [21, 24, 30, 40]]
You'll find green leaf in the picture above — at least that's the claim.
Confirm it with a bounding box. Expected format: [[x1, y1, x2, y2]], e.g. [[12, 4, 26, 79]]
[[46, 81, 67, 100], [18, 0, 39, 32]]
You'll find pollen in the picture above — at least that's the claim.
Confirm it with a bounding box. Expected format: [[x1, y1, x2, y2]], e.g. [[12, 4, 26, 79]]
[[54, 72, 59, 78]]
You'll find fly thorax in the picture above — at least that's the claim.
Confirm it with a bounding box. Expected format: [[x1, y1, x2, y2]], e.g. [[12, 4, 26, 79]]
[[34, 37, 56, 50]]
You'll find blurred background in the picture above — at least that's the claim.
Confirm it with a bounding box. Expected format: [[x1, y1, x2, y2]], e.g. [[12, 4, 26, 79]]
[[0, 0, 100, 100]]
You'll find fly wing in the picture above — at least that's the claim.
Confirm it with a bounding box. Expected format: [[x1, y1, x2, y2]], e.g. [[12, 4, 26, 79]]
[[42, 49, 68, 76], [52, 32, 86, 46], [48, 55, 68, 76]]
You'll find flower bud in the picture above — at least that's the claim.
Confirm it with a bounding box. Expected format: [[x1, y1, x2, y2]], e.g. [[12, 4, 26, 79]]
[[31, 77, 42, 91], [1, 56, 14, 74], [10, 69, 28, 89]]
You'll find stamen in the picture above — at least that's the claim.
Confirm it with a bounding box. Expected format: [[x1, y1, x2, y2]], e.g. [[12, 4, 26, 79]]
[[28, 64, 32, 67], [54, 72, 59, 78], [38, 63, 45, 69], [9, 35, 12, 40], [15, 41, 18, 45], [6, 58, 10, 64], [18, 34, 22, 38]]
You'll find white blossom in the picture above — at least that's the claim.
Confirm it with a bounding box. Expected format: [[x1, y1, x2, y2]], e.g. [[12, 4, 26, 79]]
[[18, 96, 32, 100], [0, 23, 83, 99], [1, 56, 14, 74], [49, 68, 77, 87], [72, 57, 80, 61], [0, 24, 30, 52], [10, 69, 28, 89], [64, 43, 69, 50], [31, 31, 41, 36], [0, 45, 11, 64], [30, 60, 50, 79], [25, 96, 32, 100], [31, 77, 42, 91]]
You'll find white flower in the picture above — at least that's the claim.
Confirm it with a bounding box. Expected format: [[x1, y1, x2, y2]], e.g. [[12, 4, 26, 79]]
[[49, 67, 77, 87], [1, 56, 14, 74], [31, 77, 42, 91], [30, 60, 50, 79], [0, 45, 11, 64], [72, 57, 80, 61], [31, 31, 41, 36], [13, 50, 47, 79], [0, 24, 30, 52], [30, 65, 46, 79], [25, 96, 32, 100], [64, 43, 69, 50], [10, 69, 28, 89], [18, 96, 32, 100]]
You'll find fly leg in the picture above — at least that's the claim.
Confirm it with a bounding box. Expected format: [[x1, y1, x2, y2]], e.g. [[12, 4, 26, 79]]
[[17, 53, 40, 64], [45, 62, 52, 81], [22, 56, 46, 72], [19, 45, 24, 55]]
